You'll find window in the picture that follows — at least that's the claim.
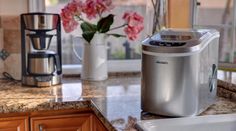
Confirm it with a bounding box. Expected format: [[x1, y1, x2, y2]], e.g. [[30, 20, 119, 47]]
[[30, 0, 147, 74], [194, 0, 236, 69]]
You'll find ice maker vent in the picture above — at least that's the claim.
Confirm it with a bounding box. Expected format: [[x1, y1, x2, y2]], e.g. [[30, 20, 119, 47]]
[[149, 41, 186, 47]]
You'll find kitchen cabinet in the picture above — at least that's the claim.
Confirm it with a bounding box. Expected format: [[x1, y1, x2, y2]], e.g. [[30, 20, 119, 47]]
[[31, 114, 92, 131], [0, 111, 107, 131], [30, 113, 108, 131], [0, 116, 29, 131], [168, 0, 191, 28], [92, 115, 107, 131]]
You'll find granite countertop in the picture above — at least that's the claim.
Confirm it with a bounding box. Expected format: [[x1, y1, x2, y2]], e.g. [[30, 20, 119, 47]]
[[0, 72, 236, 131]]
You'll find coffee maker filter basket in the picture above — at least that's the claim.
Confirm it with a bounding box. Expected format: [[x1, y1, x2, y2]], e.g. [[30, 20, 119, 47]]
[[28, 34, 53, 50]]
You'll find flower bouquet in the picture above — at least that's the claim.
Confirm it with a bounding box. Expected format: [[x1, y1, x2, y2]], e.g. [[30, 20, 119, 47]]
[[60, 0, 144, 43]]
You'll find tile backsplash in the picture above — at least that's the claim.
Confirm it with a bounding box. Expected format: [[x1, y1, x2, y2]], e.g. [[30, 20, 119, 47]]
[[4, 29, 21, 54], [0, 15, 22, 80], [0, 16, 20, 30], [0, 29, 3, 49], [4, 53, 21, 80], [0, 0, 28, 16], [0, 28, 4, 78], [0, 0, 28, 80]]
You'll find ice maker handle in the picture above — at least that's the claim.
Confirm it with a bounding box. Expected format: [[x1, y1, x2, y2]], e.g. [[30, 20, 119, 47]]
[[209, 64, 217, 92]]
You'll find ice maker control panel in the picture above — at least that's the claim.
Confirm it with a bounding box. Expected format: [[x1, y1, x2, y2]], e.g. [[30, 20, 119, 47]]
[[149, 41, 186, 47]]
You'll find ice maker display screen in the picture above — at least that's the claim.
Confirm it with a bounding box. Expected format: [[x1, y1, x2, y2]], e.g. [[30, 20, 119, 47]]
[[149, 41, 186, 47], [161, 35, 192, 41]]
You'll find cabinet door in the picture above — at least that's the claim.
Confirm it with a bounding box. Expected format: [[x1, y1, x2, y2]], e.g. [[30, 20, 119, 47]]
[[92, 116, 107, 131], [31, 114, 93, 131], [0, 117, 29, 131]]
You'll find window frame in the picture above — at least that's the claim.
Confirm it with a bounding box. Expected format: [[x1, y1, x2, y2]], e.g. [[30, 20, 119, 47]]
[[28, 0, 142, 74], [192, 0, 236, 69]]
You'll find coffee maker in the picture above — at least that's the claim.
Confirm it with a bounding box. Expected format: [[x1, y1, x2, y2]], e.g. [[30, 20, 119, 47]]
[[21, 13, 62, 87]]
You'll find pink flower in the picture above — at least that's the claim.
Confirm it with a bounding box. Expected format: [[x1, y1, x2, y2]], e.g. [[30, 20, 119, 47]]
[[82, 0, 113, 19], [123, 12, 144, 27], [62, 17, 78, 33], [96, 0, 114, 14], [61, 9, 77, 32], [122, 12, 144, 40], [60, 0, 83, 32], [82, 0, 97, 20], [124, 26, 143, 40]]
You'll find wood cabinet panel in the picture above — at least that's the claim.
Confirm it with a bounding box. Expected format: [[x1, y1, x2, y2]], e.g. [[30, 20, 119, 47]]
[[0, 111, 108, 131], [92, 116, 107, 131], [31, 114, 93, 131], [168, 0, 191, 28], [0, 117, 29, 131]]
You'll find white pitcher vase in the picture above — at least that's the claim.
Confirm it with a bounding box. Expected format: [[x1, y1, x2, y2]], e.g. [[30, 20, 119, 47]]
[[73, 33, 108, 81]]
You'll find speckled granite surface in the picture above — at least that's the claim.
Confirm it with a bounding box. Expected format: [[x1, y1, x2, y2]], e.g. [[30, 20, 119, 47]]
[[0, 72, 235, 131]]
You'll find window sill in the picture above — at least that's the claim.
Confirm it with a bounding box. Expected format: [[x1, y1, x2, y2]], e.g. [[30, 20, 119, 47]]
[[62, 60, 141, 75]]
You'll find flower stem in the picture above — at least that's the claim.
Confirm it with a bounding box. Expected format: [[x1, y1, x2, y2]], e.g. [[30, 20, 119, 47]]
[[75, 16, 91, 24], [97, 10, 102, 19], [109, 24, 128, 31], [76, 16, 85, 21]]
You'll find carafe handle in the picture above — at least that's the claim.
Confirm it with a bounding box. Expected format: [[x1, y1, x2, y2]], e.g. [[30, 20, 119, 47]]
[[53, 54, 62, 74]]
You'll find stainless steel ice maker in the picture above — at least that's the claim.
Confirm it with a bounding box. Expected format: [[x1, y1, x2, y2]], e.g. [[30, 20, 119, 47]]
[[141, 29, 220, 117]]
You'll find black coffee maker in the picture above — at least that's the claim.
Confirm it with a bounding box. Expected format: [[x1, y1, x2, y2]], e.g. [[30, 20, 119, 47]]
[[21, 12, 62, 87]]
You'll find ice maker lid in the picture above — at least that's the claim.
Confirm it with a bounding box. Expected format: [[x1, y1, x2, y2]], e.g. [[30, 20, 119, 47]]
[[142, 29, 220, 54]]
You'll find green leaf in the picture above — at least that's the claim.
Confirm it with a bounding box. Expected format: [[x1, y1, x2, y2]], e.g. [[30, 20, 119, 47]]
[[81, 22, 97, 32], [80, 22, 97, 43], [82, 32, 96, 43], [97, 14, 114, 33], [107, 33, 126, 38]]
